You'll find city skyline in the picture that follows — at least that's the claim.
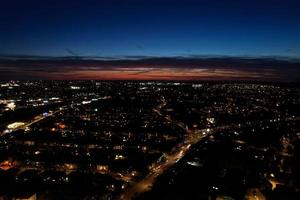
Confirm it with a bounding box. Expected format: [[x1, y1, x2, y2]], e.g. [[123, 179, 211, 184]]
[[0, 81, 299, 199], [1, 1, 300, 199]]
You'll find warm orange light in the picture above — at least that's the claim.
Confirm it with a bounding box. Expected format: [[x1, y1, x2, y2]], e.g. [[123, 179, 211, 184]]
[[58, 123, 66, 129], [97, 165, 109, 173], [64, 163, 77, 170], [0, 160, 13, 170]]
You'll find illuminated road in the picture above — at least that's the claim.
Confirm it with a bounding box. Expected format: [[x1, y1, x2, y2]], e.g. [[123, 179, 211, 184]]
[[17, 106, 69, 132], [118, 115, 300, 200], [0, 106, 67, 137], [21, 108, 65, 129], [118, 95, 286, 200], [118, 97, 227, 200], [118, 124, 229, 200]]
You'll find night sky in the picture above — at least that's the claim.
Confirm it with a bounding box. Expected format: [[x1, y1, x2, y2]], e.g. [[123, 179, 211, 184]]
[[0, 0, 300, 80]]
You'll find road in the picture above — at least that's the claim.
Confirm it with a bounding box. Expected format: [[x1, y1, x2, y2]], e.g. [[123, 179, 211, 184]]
[[0, 102, 135, 184], [0, 106, 67, 137], [22, 108, 66, 129], [118, 97, 228, 200], [118, 124, 230, 200], [118, 112, 300, 200]]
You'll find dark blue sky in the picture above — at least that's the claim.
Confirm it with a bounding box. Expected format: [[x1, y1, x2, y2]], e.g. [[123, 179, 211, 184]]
[[1, 0, 300, 57]]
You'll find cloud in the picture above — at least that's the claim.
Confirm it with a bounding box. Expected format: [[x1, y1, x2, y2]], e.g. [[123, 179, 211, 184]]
[[0, 55, 299, 81], [65, 49, 79, 57]]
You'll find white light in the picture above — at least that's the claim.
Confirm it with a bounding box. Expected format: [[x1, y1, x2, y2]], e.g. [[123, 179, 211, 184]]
[[6, 102, 16, 110], [7, 122, 25, 129], [212, 186, 219, 190], [70, 86, 80, 90]]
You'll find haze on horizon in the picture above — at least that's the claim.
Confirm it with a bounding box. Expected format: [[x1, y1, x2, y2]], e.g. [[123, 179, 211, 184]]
[[0, 0, 300, 81]]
